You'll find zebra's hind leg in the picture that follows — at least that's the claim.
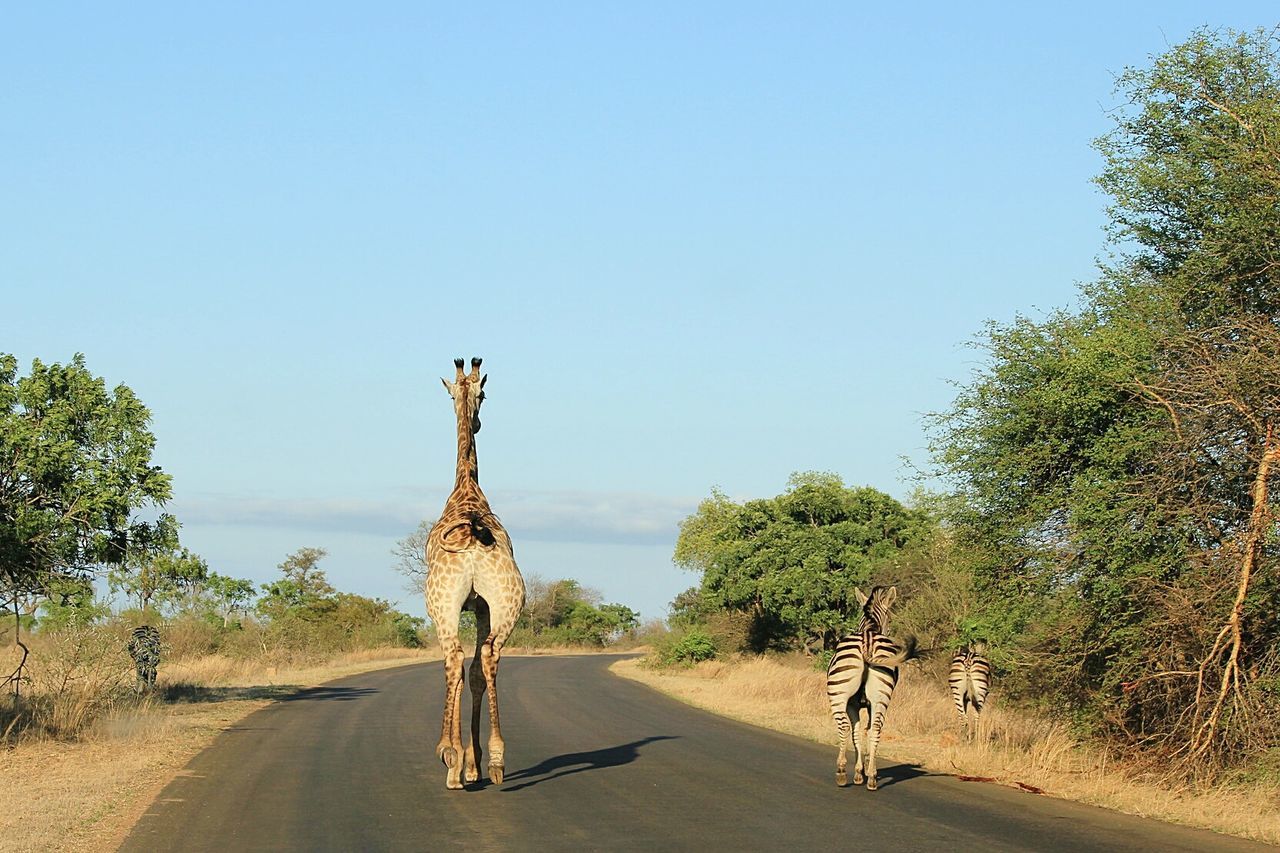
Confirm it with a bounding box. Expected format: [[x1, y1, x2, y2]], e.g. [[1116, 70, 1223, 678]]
[[832, 705, 853, 786], [852, 707, 868, 786], [865, 705, 888, 791]]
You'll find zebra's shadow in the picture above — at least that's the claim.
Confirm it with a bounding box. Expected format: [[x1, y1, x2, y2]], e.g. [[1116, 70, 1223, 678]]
[[492, 735, 679, 792], [864, 761, 929, 788]]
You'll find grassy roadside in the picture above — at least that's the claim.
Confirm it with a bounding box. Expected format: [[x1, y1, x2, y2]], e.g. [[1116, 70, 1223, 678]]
[[610, 655, 1280, 846], [1, 648, 440, 853]]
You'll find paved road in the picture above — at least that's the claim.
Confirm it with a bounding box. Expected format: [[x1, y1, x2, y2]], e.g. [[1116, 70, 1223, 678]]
[[120, 655, 1267, 852]]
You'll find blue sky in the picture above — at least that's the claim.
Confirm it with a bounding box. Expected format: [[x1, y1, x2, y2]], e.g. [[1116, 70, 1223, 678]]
[[5, 4, 1276, 622]]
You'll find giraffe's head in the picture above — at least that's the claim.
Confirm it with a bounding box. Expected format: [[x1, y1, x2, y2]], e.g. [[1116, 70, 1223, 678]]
[[441, 357, 487, 433], [854, 585, 897, 628]]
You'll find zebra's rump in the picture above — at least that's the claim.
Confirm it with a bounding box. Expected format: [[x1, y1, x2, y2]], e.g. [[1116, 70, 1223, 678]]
[[826, 629, 910, 704], [127, 626, 161, 659], [948, 651, 991, 705]]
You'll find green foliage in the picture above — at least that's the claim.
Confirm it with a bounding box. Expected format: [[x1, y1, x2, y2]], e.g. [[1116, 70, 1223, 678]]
[[657, 629, 717, 666], [254, 548, 421, 653], [256, 547, 336, 623], [514, 575, 639, 647], [0, 353, 175, 606], [674, 472, 932, 652], [36, 575, 109, 631], [1095, 27, 1280, 321], [109, 547, 209, 614], [666, 586, 713, 629], [205, 573, 256, 627], [930, 28, 1280, 775]]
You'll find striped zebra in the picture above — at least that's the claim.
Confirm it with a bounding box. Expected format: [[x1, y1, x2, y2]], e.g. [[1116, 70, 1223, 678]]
[[127, 625, 162, 693], [826, 585, 917, 790], [948, 643, 991, 735]]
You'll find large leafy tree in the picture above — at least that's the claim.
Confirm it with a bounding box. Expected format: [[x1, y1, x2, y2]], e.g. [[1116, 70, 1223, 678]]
[[932, 28, 1280, 774], [674, 472, 931, 652], [0, 354, 175, 690]]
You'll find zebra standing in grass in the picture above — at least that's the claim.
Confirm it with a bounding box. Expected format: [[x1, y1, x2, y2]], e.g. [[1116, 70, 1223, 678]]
[[127, 625, 161, 692], [949, 643, 991, 736], [826, 585, 916, 790]]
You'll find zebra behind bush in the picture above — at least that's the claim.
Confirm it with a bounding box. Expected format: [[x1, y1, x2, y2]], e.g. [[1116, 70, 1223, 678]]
[[948, 643, 991, 736], [127, 625, 162, 692], [826, 585, 917, 790]]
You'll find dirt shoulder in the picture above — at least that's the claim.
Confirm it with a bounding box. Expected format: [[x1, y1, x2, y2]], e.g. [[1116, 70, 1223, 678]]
[[2, 650, 440, 853]]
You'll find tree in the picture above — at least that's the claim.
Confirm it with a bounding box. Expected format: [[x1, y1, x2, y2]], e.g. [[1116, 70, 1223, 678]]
[[109, 547, 208, 614], [674, 472, 932, 652], [521, 577, 599, 636], [36, 574, 109, 631], [0, 353, 175, 695], [1095, 28, 1280, 321], [391, 519, 432, 595], [930, 28, 1280, 775], [206, 572, 257, 627], [257, 547, 336, 622], [599, 603, 640, 638]]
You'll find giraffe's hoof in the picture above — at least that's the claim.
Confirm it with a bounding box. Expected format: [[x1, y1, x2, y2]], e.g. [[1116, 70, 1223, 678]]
[[853, 771, 865, 786], [446, 776, 464, 791], [836, 771, 847, 787], [464, 766, 480, 784], [867, 777, 878, 791], [438, 746, 458, 768], [488, 764, 504, 785]]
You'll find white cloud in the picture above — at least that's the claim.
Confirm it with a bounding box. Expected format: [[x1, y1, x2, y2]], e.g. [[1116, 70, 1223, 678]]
[[171, 487, 697, 547]]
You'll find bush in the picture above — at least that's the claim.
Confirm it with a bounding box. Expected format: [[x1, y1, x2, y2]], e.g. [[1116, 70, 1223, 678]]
[[0, 625, 134, 743], [658, 629, 718, 666]]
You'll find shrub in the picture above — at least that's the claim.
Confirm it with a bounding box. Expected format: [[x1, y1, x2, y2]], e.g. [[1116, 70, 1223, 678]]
[[659, 629, 718, 666]]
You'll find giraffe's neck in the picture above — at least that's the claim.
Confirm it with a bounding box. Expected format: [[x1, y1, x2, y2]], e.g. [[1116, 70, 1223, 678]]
[[454, 404, 479, 490]]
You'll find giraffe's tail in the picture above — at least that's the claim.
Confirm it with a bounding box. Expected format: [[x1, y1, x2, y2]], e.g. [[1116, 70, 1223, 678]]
[[438, 512, 498, 552]]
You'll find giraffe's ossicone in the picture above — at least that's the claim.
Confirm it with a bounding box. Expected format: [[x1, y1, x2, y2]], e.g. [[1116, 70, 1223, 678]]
[[425, 357, 526, 790]]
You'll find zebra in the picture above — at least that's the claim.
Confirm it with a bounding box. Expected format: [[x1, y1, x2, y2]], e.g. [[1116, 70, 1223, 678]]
[[127, 625, 162, 693], [948, 642, 991, 736], [826, 585, 917, 790]]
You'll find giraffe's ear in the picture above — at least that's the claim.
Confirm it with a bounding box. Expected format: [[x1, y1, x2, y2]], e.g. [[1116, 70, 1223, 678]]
[[441, 378, 452, 393], [480, 374, 488, 389]]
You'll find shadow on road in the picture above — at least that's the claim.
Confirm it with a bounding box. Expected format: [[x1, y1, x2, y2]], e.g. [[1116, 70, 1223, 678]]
[[849, 761, 929, 789], [158, 684, 301, 704], [281, 686, 379, 702], [155, 683, 379, 706], [496, 735, 680, 791]]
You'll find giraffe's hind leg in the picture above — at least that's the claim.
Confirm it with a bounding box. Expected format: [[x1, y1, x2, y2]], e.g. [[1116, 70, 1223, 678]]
[[435, 634, 466, 790], [464, 601, 491, 784], [481, 634, 507, 784]]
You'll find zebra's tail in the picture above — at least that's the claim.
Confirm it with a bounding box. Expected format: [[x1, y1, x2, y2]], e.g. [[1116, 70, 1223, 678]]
[[870, 633, 918, 667]]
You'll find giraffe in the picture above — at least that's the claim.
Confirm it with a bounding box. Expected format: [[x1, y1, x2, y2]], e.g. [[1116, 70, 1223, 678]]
[[425, 357, 526, 790]]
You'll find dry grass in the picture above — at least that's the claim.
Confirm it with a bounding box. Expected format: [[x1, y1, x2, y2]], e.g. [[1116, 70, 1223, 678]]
[[0, 646, 440, 853], [612, 655, 1280, 846]]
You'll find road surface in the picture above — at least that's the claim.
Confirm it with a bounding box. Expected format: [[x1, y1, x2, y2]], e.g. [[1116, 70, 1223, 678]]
[[120, 655, 1267, 851]]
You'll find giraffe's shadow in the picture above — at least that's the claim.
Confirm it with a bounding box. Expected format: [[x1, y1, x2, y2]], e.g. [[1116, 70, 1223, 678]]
[[488, 735, 679, 792]]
